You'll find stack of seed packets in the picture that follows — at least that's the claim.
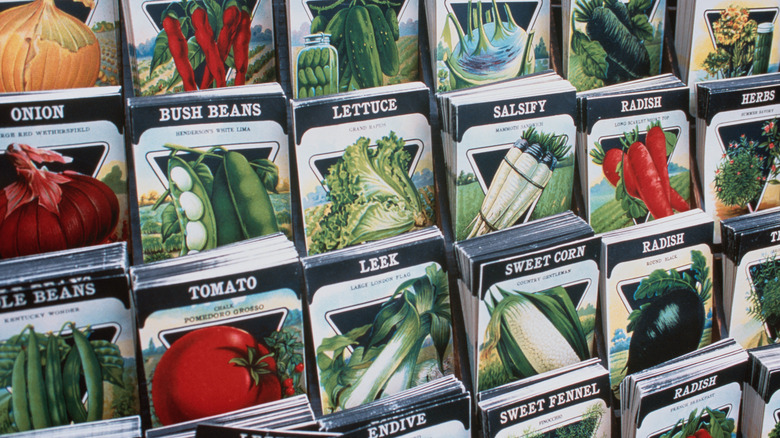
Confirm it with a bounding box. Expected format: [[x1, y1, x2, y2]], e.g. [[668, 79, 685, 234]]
[[197, 426, 338, 438], [478, 358, 611, 438], [317, 375, 470, 437], [0, 87, 130, 259], [576, 74, 693, 233], [743, 343, 780, 438], [721, 208, 780, 349], [695, 73, 780, 243], [453, 211, 599, 395], [290, 82, 436, 255], [424, 0, 551, 92], [130, 234, 307, 435], [302, 228, 454, 414], [561, 0, 666, 92], [619, 338, 748, 438], [0, 242, 141, 436], [438, 73, 577, 241], [126, 83, 292, 264], [600, 209, 716, 401]]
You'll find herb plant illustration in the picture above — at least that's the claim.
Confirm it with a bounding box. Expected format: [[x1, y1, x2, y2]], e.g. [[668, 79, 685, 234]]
[[714, 134, 768, 211], [308, 132, 434, 255], [659, 407, 735, 438], [467, 127, 571, 238], [624, 250, 711, 376], [316, 264, 451, 413], [760, 118, 780, 185], [0, 324, 128, 433], [569, 0, 658, 91], [150, 0, 258, 92], [702, 5, 758, 79], [748, 256, 780, 340], [439, 0, 537, 90], [481, 286, 590, 389]]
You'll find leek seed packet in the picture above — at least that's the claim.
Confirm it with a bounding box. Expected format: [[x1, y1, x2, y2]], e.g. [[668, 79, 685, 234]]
[[130, 235, 306, 432], [578, 76, 692, 233], [0, 243, 140, 435], [600, 209, 715, 400], [126, 84, 292, 264], [302, 228, 454, 414], [424, 0, 551, 92], [696, 74, 780, 243], [0, 87, 130, 260], [290, 82, 436, 255]]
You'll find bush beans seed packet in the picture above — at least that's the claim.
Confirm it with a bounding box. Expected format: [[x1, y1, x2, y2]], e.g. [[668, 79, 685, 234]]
[[0, 242, 141, 435], [696, 74, 780, 243], [126, 84, 291, 264], [600, 209, 715, 400], [130, 234, 306, 432], [0, 87, 130, 260], [290, 82, 435, 255], [121, 0, 276, 95], [302, 228, 454, 414]]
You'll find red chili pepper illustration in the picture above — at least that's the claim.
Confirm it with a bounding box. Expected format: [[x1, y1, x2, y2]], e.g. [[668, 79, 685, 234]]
[[190, 3, 227, 88], [162, 12, 198, 91], [200, 1, 240, 88], [233, 8, 251, 85]]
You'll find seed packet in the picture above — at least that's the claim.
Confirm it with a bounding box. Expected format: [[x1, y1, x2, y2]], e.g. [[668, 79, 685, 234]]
[[0, 0, 121, 92], [562, 0, 666, 92], [721, 208, 780, 349], [619, 338, 748, 438], [131, 235, 306, 433], [121, 0, 275, 95], [302, 228, 454, 414], [126, 83, 291, 264], [438, 74, 577, 241], [424, 0, 551, 92], [453, 211, 599, 395], [285, 0, 419, 98], [478, 359, 611, 438], [695, 74, 780, 243], [600, 209, 715, 401], [0, 242, 141, 436], [577, 74, 693, 233], [290, 82, 435, 255], [676, 0, 780, 112], [0, 87, 129, 260], [743, 343, 780, 438]]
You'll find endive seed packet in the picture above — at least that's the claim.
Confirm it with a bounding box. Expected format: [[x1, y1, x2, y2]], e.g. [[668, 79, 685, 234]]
[[0, 242, 141, 435], [126, 83, 292, 264], [302, 227, 454, 414]]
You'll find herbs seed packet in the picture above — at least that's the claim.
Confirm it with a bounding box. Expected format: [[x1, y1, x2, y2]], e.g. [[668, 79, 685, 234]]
[[285, 0, 419, 98], [453, 212, 599, 395], [744, 343, 780, 438], [424, 0, 551, 93], [439, 74, 577, 241], [478, 359, 611, 438], [676, 0, 780, 112], [121, 0, 276, 95], [302, 228, 454, 414], [126, 84, 291, 264], [0, 0, 121, 91], [290, 82, 435, 255], [721, 208, 780, 349], [620, 338, 748, 438], [600, 209, 715, 401], [578, 75, 693, 233], [562, 0, 666, 92], [696, 74, 780, 243], [130, 235, 306, 432], [0, 243, 140, 435], [0, 87, 130, 260]]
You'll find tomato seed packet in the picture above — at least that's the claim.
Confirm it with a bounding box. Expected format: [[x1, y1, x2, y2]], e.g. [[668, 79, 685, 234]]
[[0, 242, 141, 436], [131, 234, 306, 432], [0, 87, 130, 260]]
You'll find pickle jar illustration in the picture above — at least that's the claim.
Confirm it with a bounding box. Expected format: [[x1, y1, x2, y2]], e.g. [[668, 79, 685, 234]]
[[753, 22, 774, 75], [296, 33, 338, 98]]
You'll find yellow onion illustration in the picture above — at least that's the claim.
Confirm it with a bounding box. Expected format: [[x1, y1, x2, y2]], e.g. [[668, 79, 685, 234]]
[[0, 0, 100, 92]]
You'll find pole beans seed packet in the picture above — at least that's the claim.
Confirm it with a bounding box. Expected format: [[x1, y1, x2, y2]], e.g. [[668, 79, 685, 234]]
[[126, 84, 291, 264], [0, 87, 130, 260]]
